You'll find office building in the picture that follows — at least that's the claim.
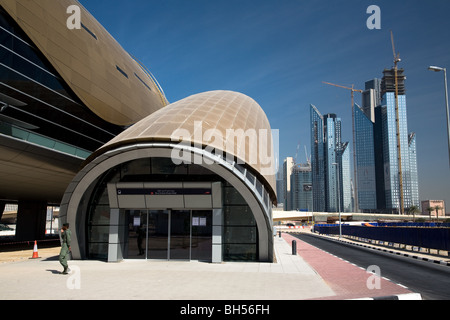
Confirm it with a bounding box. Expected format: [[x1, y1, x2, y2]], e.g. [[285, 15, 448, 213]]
[[276, 175, 284, 208], [377, 69, 419, 211], [358, 72, 420, 213], [354, 104, 377, 210], [340, 142, 353, 212], [290, 162, 313, 212], [362, 78, 382, 123], [310, 105, 325, 212], [310, 105, 352, 212], [282, 157, 294, 210]]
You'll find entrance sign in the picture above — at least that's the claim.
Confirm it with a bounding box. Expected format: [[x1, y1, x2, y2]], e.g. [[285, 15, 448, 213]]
[[117, 188, 211, 196], [109, 182, 222, 210]]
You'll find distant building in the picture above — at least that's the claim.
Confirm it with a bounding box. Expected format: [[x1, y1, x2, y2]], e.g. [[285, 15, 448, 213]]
[[354, 104, 377, 211], [355, 73, 419, 214], [311, 105, 325, 212], [276, 176, 285, 208], [291, 162, 313, 212], [362, 78, 381, 123], [310, 105, 352, 212], [376, 69, 419, 211], [421, 200, 446, 217], [283, 157, 295, 210]]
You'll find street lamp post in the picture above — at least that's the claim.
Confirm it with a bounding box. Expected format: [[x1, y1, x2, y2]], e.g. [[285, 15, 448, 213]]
[[428, 66, 450, 169]]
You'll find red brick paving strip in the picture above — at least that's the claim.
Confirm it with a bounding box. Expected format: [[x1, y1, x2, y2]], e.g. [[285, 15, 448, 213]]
[[282, 233, 413, 300]]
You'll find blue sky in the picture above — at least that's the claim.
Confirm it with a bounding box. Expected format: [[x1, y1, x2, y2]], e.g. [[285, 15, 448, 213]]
[[80, 0, 450, 209]]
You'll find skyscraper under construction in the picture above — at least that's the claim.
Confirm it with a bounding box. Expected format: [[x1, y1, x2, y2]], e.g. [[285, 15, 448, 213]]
[[356, 69, 420, 213]]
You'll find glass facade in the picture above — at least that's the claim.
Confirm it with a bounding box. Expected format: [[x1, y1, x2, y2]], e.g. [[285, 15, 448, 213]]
[[290, 164, 313, 212], [354, 105, 377, 210], [409, 133, 420, 207], [310, 105, 325, 212], [379, 92, 419, 210], [361, 73, 420, 213], [0, 7, 123, 156], [340, 143, 352, 212], [324, 114, 339, 212], [310, 105, 352, 212], [85, 158, 259, 262]]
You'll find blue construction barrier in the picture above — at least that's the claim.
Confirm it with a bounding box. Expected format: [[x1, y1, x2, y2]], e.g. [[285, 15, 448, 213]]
[[315, 222, 450, 228], [314, 225, 450, 251]]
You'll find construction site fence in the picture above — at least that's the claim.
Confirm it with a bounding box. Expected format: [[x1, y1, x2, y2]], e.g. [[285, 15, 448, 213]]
[[313, 225, 450, 251]]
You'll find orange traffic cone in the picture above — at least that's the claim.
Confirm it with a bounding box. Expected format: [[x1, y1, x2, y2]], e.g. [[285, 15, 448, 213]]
[[31, 240, 40, 259]]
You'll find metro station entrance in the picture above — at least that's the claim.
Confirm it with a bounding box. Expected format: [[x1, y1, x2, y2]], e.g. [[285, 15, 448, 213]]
[[125, 209, 212, 261]]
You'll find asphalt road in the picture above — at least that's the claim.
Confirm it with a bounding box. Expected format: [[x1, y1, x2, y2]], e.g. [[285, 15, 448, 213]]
[[292, 233, 450, 300]]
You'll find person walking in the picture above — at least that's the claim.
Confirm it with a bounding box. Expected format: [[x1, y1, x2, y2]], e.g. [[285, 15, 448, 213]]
[[59, 223, 72, 275]]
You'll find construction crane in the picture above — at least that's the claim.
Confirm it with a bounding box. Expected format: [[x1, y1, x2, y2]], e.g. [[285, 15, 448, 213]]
[[323, 82, 363, 108], [304, 145, 310, 165], [323, 81, 363, 213], [294, 141, 301, 165], [391, 30, 405, 215]]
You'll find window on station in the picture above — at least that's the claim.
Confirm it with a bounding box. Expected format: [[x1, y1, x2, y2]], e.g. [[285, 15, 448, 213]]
[[134, 73, 152, 91], [116, 65, 128, 78], [81, 23, 97, 40]]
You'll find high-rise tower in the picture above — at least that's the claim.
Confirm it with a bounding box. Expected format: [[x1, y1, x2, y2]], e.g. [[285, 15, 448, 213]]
[[366, 70, 420, 212], [310, 105, 352, 212]]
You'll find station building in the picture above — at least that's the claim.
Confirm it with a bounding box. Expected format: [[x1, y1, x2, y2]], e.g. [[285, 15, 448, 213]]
[[0, 0, 277, 263], [0, 0, 167, 240], [60, 91, 278, 263]]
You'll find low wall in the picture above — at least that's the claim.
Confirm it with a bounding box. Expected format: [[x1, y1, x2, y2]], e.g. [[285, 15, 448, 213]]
[[314, 225, 450, 251]]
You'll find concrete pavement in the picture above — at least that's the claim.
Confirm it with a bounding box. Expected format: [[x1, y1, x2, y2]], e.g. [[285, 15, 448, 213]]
[[0, 232, 421, 300]]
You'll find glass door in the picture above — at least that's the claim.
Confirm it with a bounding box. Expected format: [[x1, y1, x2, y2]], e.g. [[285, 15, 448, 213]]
[[125, 210, 148, 259], [147, 210, 169, 259], [124, 209, 212, 261], [191, 210, 212, 261], [170, 210, 191, 260]]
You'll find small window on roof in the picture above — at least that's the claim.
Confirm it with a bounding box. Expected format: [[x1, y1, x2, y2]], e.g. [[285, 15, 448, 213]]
[[81, 23, 97, 40], [116, 65, 128, 78], [134, 73, 152, 91]]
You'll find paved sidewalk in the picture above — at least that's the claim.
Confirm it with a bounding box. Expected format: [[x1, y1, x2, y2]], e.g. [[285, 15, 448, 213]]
[[0, 236, 335, 300], [0, 234, 421, 300], [282, 233, 419, 300]]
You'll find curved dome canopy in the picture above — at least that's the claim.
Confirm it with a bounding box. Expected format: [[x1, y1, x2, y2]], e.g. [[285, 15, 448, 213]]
[[86, 90, 277, 202]]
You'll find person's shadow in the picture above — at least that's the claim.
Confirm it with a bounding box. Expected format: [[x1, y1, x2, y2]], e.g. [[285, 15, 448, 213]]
[[46, 269, 61, 274], [44, 255, 61, 274]]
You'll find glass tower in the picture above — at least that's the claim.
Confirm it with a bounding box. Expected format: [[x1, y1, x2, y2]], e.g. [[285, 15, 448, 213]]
[[340, 142, 353, 212], [354, 104, 377, 210], [324, 113, 340, 212], [291, 163, 313, 212], [311, 105, 325, 212], [310, 105, 351, 212], [374, 69, 420, 211]]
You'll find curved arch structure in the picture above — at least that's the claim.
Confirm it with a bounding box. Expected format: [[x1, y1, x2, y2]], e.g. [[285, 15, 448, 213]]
[[0, 0, 166, 206], [60, 91, 277, 262], [1, 0, 168, 126]]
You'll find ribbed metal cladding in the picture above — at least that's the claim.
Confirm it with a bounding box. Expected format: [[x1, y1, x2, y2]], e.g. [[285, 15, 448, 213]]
[[85, 90, 277, 204]]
